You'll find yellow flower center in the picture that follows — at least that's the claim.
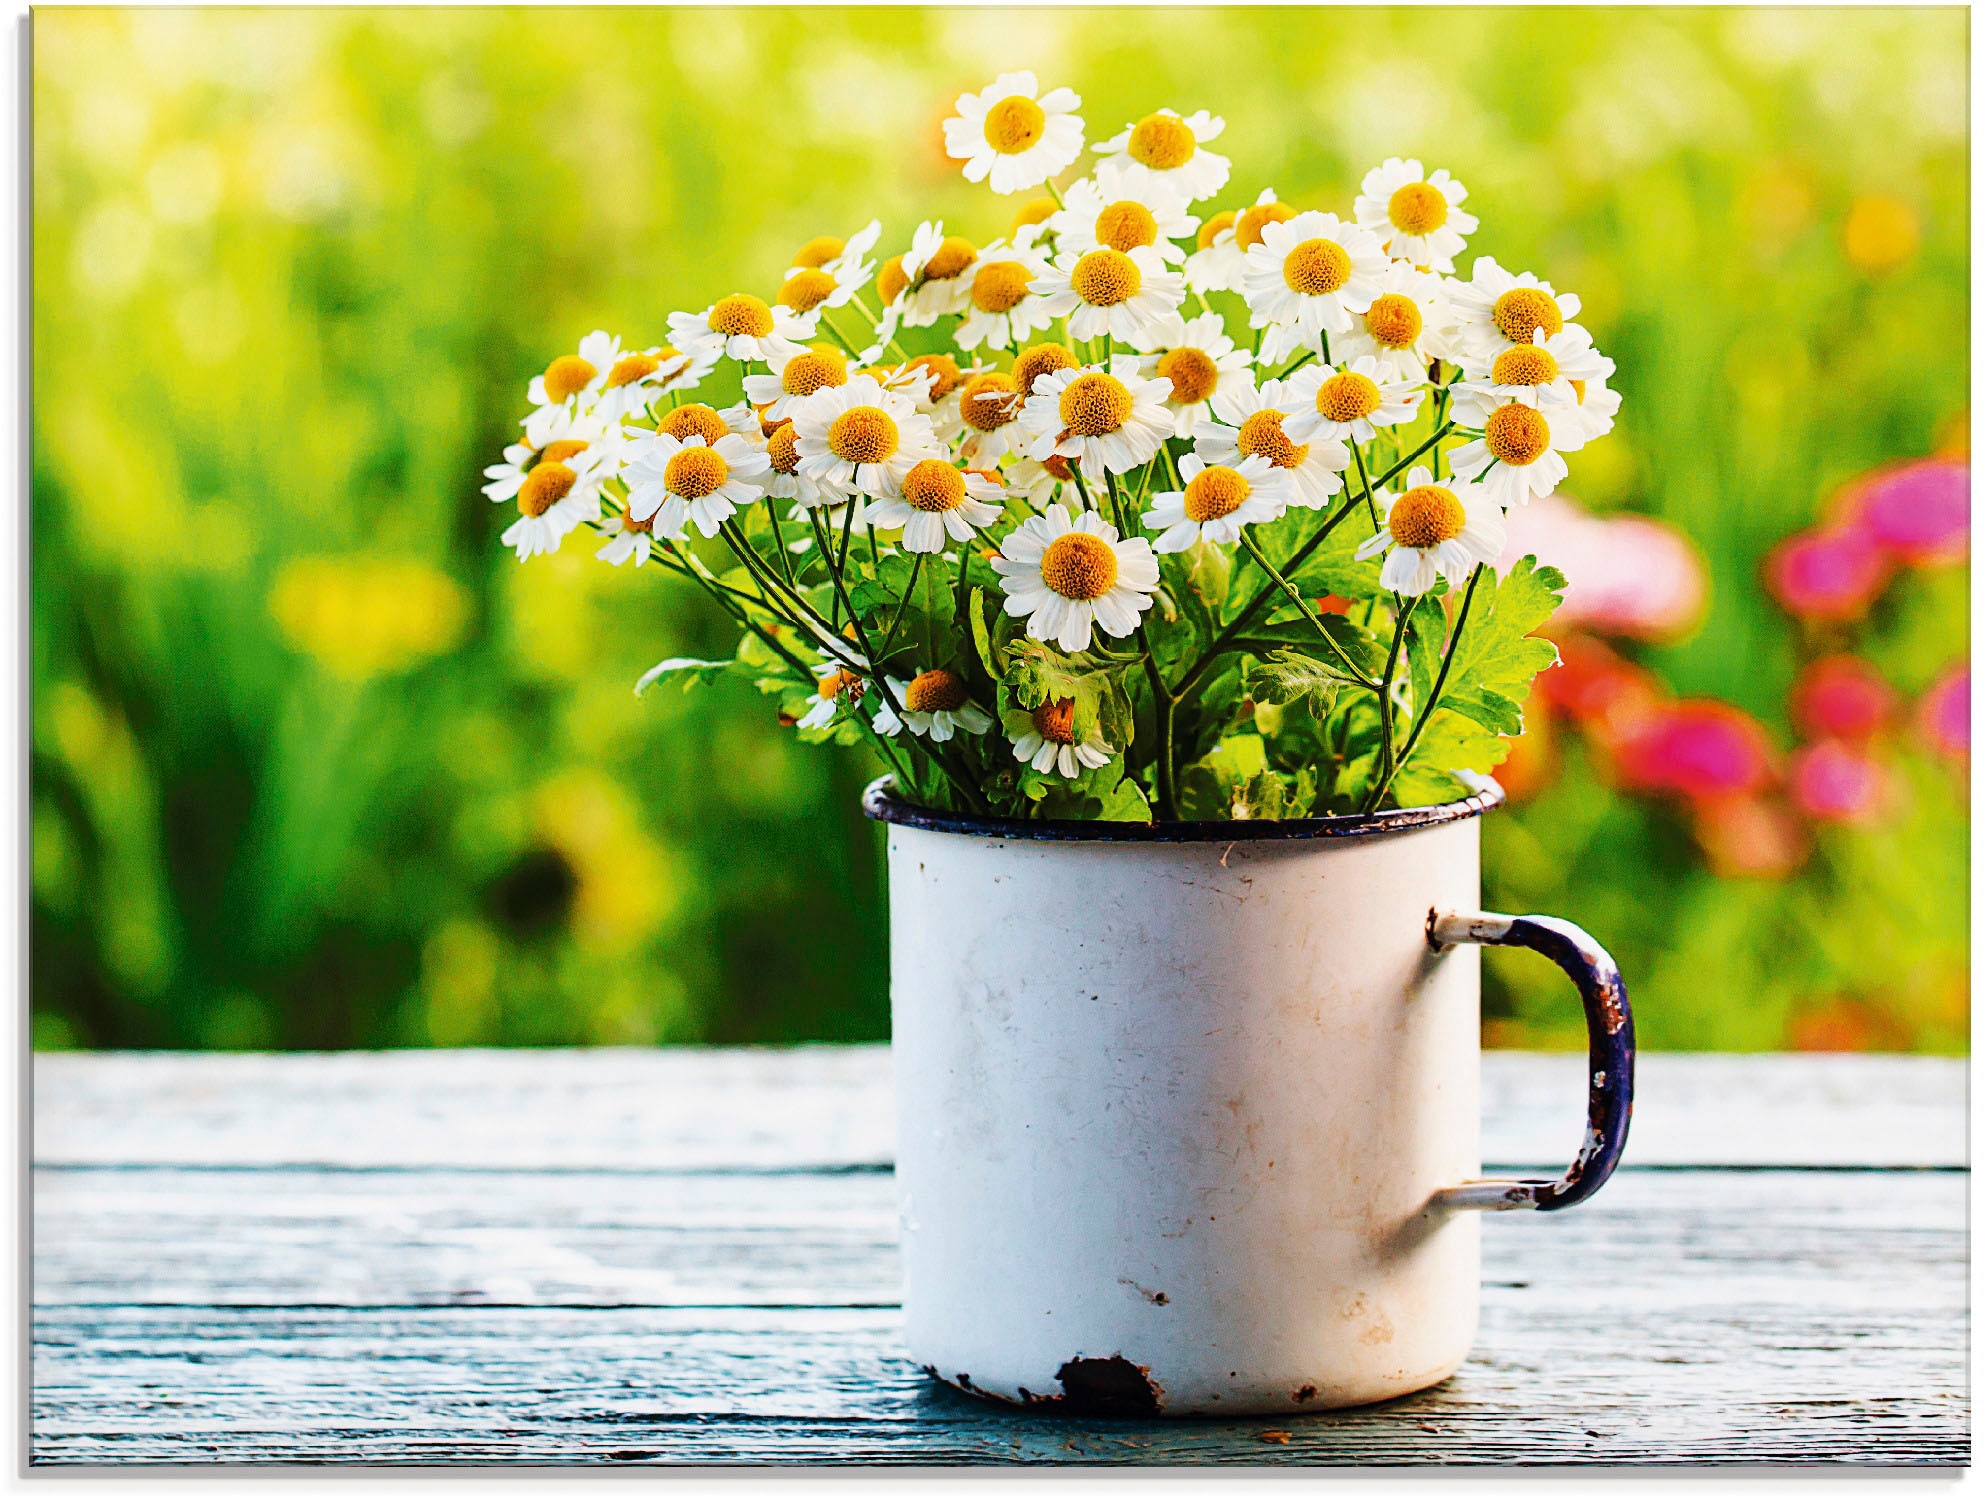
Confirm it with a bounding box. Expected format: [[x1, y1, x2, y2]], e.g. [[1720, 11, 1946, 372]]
[[1013, 342, 1078, 395], [621, 508, 654, 534], [817, 668, 864, 704], [1492, 287, 1563, 346], [877, 255, 910, 305], [922, 236, 978, 281], [1094, 200, 1159, 252], [1013, 197, 1059, 233], [901, 459, 967, 513], [1315, 371, 1381, 424], [792, 235, 845, 270], [1491, 345, 1559, 386], [1389, 485, 1466, 548], [665, 445, 729, 499], [828, 406, 900, 465], [1039, 531, 1120, 600], [1070, 248, 1142, 307], [766, 423, 801, 474], [983, 94, 1047, 154], [1485, 403, 1551, 466], [1570, 378, 1588, 403], [1237, 410, 1309, 470], [780, 348, 848, 397], [1283, 237, 1353, 296], [1236, 201, 1295, 250], [1058, 372, 1133, 436], [1031, 697, 1077, 744], [606, 353, 660, 389], [538, 439, 589, 465], [542, 355, 597, 403], [659, 403, 729, 445], [778, 269, 838, 313], [904, 353, 965, 400], [517, 461, 576, 517], [1364, 293, 1423, 349], [960, 371, 1020, 432], [1156, 346, 1219, 405], [652, 345, 687, 385], [1127, 113, 1196, 171], [709, 294, 774, 338], [1387, 182, 1449, 236], [970, 260, 1035, 313], [905, 668, 969, 714], [1183, 465, 1251, 523], [1197, 209, 1237, 250]]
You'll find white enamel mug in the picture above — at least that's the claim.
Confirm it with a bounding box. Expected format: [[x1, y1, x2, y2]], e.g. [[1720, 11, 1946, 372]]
[[867, 776, 1633, 1418]]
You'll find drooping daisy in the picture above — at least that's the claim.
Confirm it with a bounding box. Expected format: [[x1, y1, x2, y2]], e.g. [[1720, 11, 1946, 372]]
[[1143, 452, 1293, 552], [498, 445, 609, 562], [1009, 697, 1115, 779], [1352, 159, 1479, 273], [862, 459, 1005, 554], [897, 221, 981, 327], [622, 431, 773, 540], [1331, 262, 1453, 382], [1092, 108, 1230, 203], [943, 72, 1085, 195], [595, 505, 657, 568], [992, 503, 1160, 651], [1049, 165, 1198, 266], [591, 344, 719, 424], [790, 374, 942, 501], [1184, 189, 1296, 294], [668, 294, 810, 366], [954, 237, 1055, 352], [1444, 258, 1584, 364], [742, 344, 852, 423], [798, 662, 871, 732], [1240, 212, 1388, 363], [1016, 359, 1177, 477], [1450, 326, 1615, 421], [1448, 398, 1585, 508], [1197, 372, 1350, 510], [1031, 244, 1184, 351], [1283, 356, 1424, 445], [1140, 311, 1252, 435], [887, 668, 995, 741], [1355, 466, 1506, 596], [953, 371, 1028, 467], [526, 329, 621, 413]]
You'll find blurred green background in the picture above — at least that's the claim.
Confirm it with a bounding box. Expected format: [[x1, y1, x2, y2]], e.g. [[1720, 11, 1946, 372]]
[[32, 7, 1968, 1053]]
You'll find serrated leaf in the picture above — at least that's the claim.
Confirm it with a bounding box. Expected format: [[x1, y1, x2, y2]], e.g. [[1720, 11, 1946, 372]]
[[1442, 683, 1524, 736], [1246, 649, 1343, 715]]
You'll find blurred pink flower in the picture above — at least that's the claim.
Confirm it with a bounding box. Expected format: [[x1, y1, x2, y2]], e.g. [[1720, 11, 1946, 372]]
[[1536, 633, 1664, 730], [1499, 493, 1707, 641], [1917, 665, 1969, 759], [1691, 793, 1810, 880], [1789, 655, 1895, 742], [1609, 699, 1777, 801], [1788, 739, 1889, 824], [1764, 527, 1893, 622], [1852, 460, 1969, 567]]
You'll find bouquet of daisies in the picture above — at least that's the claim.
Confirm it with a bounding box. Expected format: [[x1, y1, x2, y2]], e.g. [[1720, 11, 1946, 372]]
[[484, 73, 1617, 822]]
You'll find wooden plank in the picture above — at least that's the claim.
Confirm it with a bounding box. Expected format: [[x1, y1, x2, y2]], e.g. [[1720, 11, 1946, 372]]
[[33, 1050, 1967, 1172]]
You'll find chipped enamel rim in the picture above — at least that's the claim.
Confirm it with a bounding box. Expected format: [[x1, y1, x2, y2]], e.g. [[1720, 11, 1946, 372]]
[[863, 771, 1505, 844]]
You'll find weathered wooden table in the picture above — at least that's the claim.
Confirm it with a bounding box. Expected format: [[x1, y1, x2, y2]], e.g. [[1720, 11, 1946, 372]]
[[32, 1048, 1967, 1466]]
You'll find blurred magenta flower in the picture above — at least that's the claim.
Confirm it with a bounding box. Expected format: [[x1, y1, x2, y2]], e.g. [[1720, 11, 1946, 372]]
[[1764, 527, 1893, 621], [1788, 739, 1889, 823], [1790, 655, 1895, 741], [1851, 460, 1969, 567], [1609, 699, 1778, 801], [1917, 665, 1969, 758], [1692, 792, 1810, 880], [1499, 493, 1707, 641]]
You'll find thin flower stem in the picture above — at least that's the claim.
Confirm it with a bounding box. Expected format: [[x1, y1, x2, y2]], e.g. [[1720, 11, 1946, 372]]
[[1237, 530, 1380, 690], [1140, 646, 1178, 820], [719, 520, 856, 663], [1279, 349, 1317, 379], [1351, 441, 1380, 529], [1363, 592, 1419, 814], [818, 314, 866, 360], [877, 550, 923, 666], [763, 502, 797, 587], [656, 543, 814, 683], [1368, 564, 1483, 809]]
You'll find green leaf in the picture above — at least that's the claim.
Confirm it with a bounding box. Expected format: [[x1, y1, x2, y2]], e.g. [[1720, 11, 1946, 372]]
[[1246, 649, 1343, 716], [634, 657, 737, 695], [967, 586, 1002, 680]]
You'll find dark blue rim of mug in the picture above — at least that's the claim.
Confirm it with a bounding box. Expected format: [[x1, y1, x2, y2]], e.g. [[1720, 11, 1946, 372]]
[[862, 771, 1505, 844]]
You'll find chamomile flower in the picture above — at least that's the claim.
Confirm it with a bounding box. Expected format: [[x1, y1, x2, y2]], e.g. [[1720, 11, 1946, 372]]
[[897, 221, 980, 327], [1143, 452, 1292, 552], [1354, 467, 1505, 596], [789, 219, 882, 276], [943, 73, 1085, 195], [953, 370, 1028, 467], [790, 374, 943, 501], [526, 330, 621, 413], [1092, 108, 1231, 203], [1450, 325, 1615, 420], [799, 662, 871, 732], [592, 344, 719, 423], [1005, 453, 1077, 509], [775, 253, 872, 321], [1448, 398, 1585, 508], [650, 400, 762, 454], [1352, 159, 1479, 273], [763, 421, 835, 511], [483, 405, 615, 504], [1049, 165, 1198, 266], [1240, 212, 1388, 363], [1444, 258, 1584, 363], [742, 344, 852, 423], [623, 431, 773, 540], [668, 295, 810, 366], [1561, 367, 1623, 445], [887, 669, 995, 741], [1331, 262, 1453, 382], [862, 460, 1005, 554], [885, 353, 986, 446], [1197, 372, 1350, 510], [1140, 311, 1252, 435], [1017, 360, 1177, 476], [1031, 244, 1184, 351], [1183, 189, 1293, 294], [595, 506, 657, 568], [992, 503, 1160, 652], [1283, 356, 1424, 445], [1010, 697, 1115, 779], [498, 445, 609, 562], [954, 238, 1055, 351]]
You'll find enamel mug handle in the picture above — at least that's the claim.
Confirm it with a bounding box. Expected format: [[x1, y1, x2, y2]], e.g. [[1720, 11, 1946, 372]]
[[1428, 910, 1635, 1212]]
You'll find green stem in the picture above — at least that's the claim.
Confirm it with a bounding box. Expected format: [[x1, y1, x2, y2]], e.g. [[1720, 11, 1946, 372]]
[[1237, 530, 1380, 690], [1351, 442, 1379, 530], [1368, 564, 1484, 809], [1140, 646, 1178, 820], [1362, 593, 1419, 814], [876, 550, 923, 666]]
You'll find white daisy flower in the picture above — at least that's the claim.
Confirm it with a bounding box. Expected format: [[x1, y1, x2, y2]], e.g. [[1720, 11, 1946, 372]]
[[953, 370, 1029, 467], [798, 662, 872, 732], [1450, 325, 1615, 420], [898, 221, 980, 327], [883, 353, 988, 447], [1560, 367, 1622, 446], [1240, 211, 1388, 364], [668, 294, 810, 366], [1032, 244, 1184, 352], [623, 431, 773, 540], [1016, 359, 1176, 477], [1355, 466, 1506, 596], [1183, 189, 1294, 294], [1331, 262, 1455, 382], [1049, 164, 1198, 266], [593, 344, 719, 424], [1004, 454, 1077, 510], [498, 444, 609, 562], [484, 406, 615, 504], [1444, 257, 1584, 364], [1143, 452, 1292, 552], [1352, 159, 1479, 273], [1092, 108, 1230, 204], [1010, 697, 1115, 779], [1448, 398, 1586, 508], [1139, 311, 1252, 436], [762, 421, 837, 511], [596, 506, 657, 568], [1196, 371, 1350, 510], [525, 329, 620, 413], [886, 668, 995, 741], [943, 72, 1085, 195], [954, 238, 1056, 352], [742, 344, 853, 423], [1283, 356, 1424, 445], [781, 218, 882, 320], [862, 459, 1005, 554], [790, 219, 881, 275], [790, 374, 943, 501], [991, 502, 1160, 652]]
